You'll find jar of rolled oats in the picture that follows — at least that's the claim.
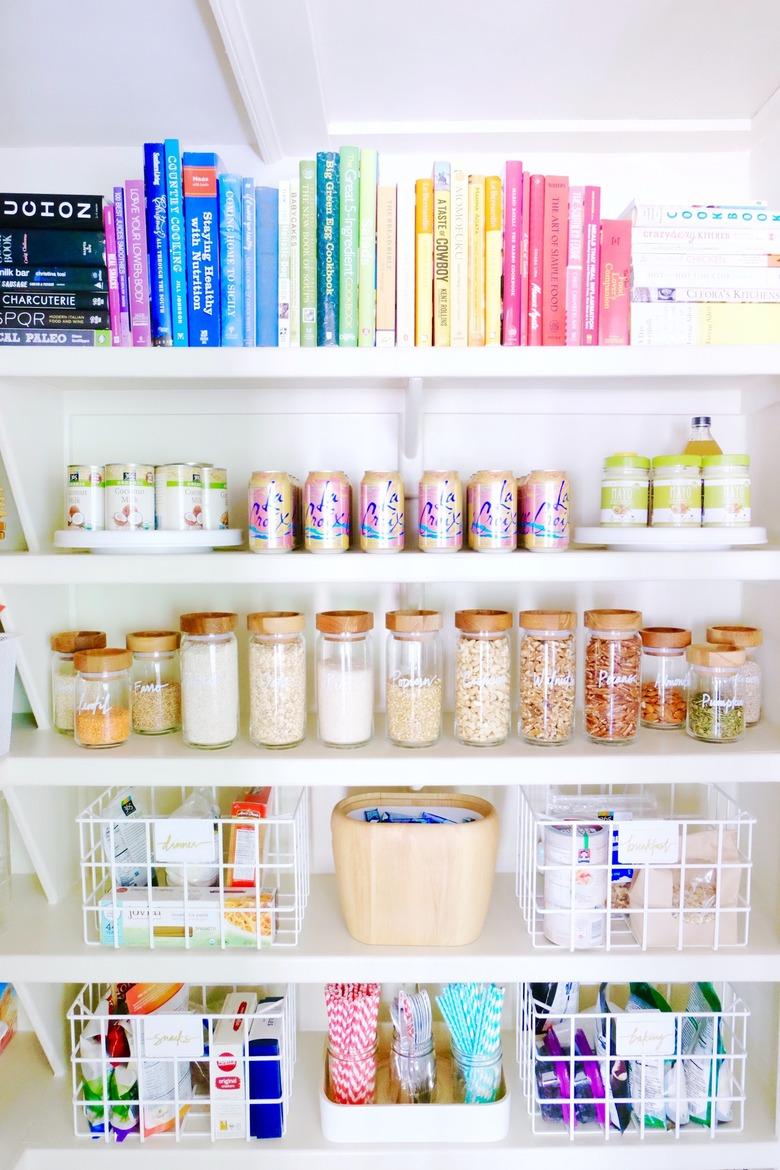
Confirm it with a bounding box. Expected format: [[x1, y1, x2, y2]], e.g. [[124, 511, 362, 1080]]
[[454, 610, 512, 747], [518, 611, 576, 745]]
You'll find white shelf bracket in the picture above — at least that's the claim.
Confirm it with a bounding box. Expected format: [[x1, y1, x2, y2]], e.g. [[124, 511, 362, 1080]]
[[400, 376, 424, 495]]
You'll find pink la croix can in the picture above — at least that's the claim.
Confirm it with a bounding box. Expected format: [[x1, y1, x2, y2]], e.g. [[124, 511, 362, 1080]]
[[359, 471, 405, 553], [467, 470, 518, 552], [418, 470, 463, 552], [303, 471, 352, 553], [520, 469, 570, 551]]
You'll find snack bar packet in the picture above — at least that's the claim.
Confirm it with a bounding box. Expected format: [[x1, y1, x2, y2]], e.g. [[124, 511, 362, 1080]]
[[593, 983, 631, 1132], [626, 982, 689, 1130], [681, 982, 733, 1126]]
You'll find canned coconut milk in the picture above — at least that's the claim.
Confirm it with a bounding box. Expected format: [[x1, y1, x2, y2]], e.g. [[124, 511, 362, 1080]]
[[104, 463, 155, 531], [66, 465, 104, 531], [198, 465, 229, 529], [155, 464, 204, 531]]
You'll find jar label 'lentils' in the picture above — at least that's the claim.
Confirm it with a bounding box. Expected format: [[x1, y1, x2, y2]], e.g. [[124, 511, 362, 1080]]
[[584, 610, 642, 743]]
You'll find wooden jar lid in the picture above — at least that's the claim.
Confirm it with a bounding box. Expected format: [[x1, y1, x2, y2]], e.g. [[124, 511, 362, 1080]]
[[73, 647, 133, 673], [50, 630, 106, 653], [641, 626, 692, 649], [126, 630, 180, 652], [316, 610, 373, 634], [386, 609, 442, 633], [584, 608, 642, 631], [180, 612, 238, 634], [247, 611, 305, 634], [519, 610, 576, 631], [707, 624, 762, 648], [455, 608, 512, 633], [687, 642, 746, 667]]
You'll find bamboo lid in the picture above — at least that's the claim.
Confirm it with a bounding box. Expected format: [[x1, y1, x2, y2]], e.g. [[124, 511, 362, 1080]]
[[74, 647, 132, 673], [50, 630, 106, 654], [519, 609, 576, 631], [316, 609, 373, 634], [585, 608, 642, 631], [641, 626, 692, 649], [707, 624, 762, 648], [455, 608, 512, 633], [386, 609, 442, 633], [687, 643, 746, 667], [180, 612, 238, 635], [247, 611, 305, 634], [126, 630, 181, 652]]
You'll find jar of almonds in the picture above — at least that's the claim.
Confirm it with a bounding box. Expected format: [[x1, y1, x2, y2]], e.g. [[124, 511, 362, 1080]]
[[454, 609, 512, 746], [518, 610, 576, 745], [584, 609, 642, 745], [640, 627, 691, 729]]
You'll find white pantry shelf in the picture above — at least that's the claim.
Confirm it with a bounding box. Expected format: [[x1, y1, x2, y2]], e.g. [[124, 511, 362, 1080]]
[[2, 1030, 776, 1170], [3, 546, 780, 583], [5, 716, 780, 787], [2, 344, 780, 383], [1, 874, 778, 985]]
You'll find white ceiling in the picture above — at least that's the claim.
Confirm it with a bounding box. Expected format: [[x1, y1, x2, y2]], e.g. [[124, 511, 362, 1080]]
[[0, 0, 777, 154]]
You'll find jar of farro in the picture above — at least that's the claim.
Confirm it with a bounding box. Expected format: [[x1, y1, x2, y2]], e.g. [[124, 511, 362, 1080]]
[[583, 610, 642, 745], [518, 611, 576, 745]]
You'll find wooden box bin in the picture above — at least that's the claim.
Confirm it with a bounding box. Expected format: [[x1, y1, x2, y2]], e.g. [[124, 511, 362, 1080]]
[[331, 791, 499, 946]]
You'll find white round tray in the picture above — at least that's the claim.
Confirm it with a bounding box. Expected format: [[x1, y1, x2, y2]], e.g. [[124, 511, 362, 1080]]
[[53, 529, 244, 554], [574, 525, 767, 551]]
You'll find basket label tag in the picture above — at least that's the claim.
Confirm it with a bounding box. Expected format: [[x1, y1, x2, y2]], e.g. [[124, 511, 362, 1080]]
[[615, 1013, 676, 1058], [616, 821, 680, 864], [153, 818, 218, 864], [142, 1014, 204, 1058]]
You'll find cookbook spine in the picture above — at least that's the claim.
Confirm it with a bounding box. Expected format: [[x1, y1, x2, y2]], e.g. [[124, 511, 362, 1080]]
[[256, 186, 279, 347], [219, 172, 243, 346], [317, 151, 340, 346], [502, 160, 523, 345], [415, 177, 433, 346], [484, 174, 502, 346], [375, 184, 397, 347], [242, 178, 256, 346], [339, 145, 360, 346], [124, 179, 151, 347], [565, 185, 585, 345], [164, 139, 188, 346], [299, 160, 317, 346], [357, 148, 378, 346], [0, 192, 103, 231], [112, 186, 132, 345], [102, 203, 122, 345], [144, 142, 172, 345], [527, 174, 544, 346], [582, 184, 601, 346]]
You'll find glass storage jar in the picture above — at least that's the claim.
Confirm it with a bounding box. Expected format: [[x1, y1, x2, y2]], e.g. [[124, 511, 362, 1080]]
[[600, 453, 650, 526], [518, 610, 576, 746], [454, 609, 512, 746], [247, 611, 306, 749], [179, 612, 239, 749], [707, 624, 762, 725], [390, 1035, 437, 1104], [126, 630, 181, 735], [649, 455, 702, 527], [316, 610, 374, 748], [584, 609, 642, 745], [385, 610, 443, 748], [702, 454, 751, 526], [451, 1043, 503, 1104], [50, 630, 106, 734], [686, 643, 746, 744], [640, 626, 691, 729], [73, 648, 132, 749]]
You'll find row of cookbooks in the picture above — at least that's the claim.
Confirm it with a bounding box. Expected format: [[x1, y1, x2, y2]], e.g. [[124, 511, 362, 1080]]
[[0, 141, 778, 347]]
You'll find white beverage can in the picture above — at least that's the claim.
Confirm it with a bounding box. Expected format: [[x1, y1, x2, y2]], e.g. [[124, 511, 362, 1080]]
[[104, 463, 155, 531]]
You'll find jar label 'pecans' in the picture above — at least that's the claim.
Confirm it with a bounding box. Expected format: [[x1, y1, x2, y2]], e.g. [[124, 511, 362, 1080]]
[[585, 635, 641, 741]]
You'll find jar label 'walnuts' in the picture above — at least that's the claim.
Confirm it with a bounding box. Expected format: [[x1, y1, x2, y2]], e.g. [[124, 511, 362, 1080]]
[[519, 635, 575, 744]]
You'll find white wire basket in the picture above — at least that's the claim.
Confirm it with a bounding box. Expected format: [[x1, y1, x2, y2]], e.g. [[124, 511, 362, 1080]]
[[78, 786, 310, 948], [516, 784, 754, 951], [517, 981, 749, 1140], [68, 982, 296, 1142]]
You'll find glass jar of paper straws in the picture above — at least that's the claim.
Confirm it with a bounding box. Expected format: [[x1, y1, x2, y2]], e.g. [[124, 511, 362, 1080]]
[[437, 982, 505, 1104]]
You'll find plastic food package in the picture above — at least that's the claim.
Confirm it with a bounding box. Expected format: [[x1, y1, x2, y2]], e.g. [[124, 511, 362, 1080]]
[[681, 982, 733, 1126], [592, 984, 632, 1132], [626, 982, 688, 1129], [162, 788, 220, 887], [103, 790, 154, 888]]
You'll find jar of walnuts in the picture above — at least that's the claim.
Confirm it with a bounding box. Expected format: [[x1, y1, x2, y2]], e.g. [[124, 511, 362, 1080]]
[[584, 609, 642, 744], [518, 610, 576, 745], [640, 626, 691, 729]]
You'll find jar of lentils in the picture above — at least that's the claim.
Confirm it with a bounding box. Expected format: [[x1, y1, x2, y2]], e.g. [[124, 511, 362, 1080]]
[[385, 610, 443, 748], [707, 624, 762, 725], [73, 648, 132, 749], [640, 627, 691, 729], [518, 610, 576, 745], [126, 630, 181, 735], [248, 611, 306, 749], [454, 609, 512, 746], [50, 630, 106, 734], [180, 612, 239, 749], [686, 643, 746, 744], [584, 609, 642, 745]]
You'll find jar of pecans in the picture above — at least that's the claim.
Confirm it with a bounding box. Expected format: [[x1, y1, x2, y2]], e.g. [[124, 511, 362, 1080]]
[[50, 630, 106, 734], [640, 627, 691, 729], [385, 610, 443, 748], [686, 643, 746, 743], [126, 630, 181, 735], [518, 610, 576, 745], [584, 610, 642, 744], [706, 625, 762, 725], [454, 609, 512, 746], [73, 648, 132, 748]]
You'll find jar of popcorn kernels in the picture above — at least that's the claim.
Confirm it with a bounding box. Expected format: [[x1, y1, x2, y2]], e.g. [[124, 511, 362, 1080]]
[[518, 610, 576, 745], [454, 610, 512, 747]]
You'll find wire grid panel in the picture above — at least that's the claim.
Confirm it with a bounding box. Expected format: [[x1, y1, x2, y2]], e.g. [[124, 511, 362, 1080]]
[[515, 783, 754, 951], [78, 785, 310, 948], [68, 982, 297, 1143], [517, 981, 749, 1141]]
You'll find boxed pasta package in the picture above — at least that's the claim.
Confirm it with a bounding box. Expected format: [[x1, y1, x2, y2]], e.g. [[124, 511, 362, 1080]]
[[99, 887, 276, 947]]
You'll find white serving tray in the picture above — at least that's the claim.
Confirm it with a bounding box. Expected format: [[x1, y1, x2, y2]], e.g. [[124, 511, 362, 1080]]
[[53, 529, 244, 554], [319, 1029, 511, 1144], [574, 525, 767, 551]]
